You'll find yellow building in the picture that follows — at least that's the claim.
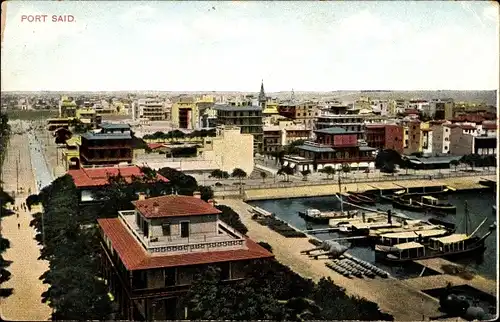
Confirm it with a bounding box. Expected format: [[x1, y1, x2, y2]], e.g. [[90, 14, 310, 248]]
[[62, 135, 81, 170], [171, 96, 216, 129], [262, 101, 279, 116], [199, 126, 254, 174]]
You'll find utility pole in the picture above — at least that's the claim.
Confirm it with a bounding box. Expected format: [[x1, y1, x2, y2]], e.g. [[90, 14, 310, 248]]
[[16, 151, 19, 193]]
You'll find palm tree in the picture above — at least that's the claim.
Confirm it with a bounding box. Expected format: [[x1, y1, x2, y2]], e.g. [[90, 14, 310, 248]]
[[450, 159, 459, 172], [231, 168, 247, 185], [260, 171, 267, 183], [209, 169, 224, 180]]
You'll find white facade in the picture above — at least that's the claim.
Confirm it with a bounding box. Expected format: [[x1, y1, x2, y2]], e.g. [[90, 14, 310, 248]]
[[132, 98, 166, 121]]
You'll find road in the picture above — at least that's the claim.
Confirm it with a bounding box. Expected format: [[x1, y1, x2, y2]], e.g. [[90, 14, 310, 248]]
[[0, 120, 51, 321]]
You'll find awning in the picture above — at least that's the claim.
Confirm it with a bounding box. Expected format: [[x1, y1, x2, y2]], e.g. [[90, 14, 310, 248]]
[[290, 163, 296, 168], [410, 160, 423, 164], [283, 161, 289, 166]]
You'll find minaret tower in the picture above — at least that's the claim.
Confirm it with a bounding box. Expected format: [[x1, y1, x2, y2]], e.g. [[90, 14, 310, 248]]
[[258, 79, 266, 109]]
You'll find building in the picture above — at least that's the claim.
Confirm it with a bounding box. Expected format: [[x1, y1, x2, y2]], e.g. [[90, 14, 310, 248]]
[[67, 165, 169, 203], [431, 123, 452, 155], [98, 194, 273, 320], [282, 127, 377, 172], [59, 96, 77, 117], [365, 124, 404, 154], [430, 98, 454, 120], [369, 99, 390, 116], [315, 113, 365, 140], [171, 96, 216, 129], [136, 126, 255, 175], [449, 126, 497, 156], [403, 120, 421, 155], [79, 123, 134, 166], [132, 98, 167, 121], [420, 125, 433, 156], [214, 105, 263, 152], [277, 101, 319, 129], [262, 122, 311, 153]]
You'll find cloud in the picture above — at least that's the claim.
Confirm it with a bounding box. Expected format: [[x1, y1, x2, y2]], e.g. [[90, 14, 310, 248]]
[[482, 4, 499, 22]]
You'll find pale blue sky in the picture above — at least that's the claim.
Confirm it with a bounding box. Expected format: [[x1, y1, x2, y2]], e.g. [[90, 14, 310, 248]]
[[1, 1, 499, 91]]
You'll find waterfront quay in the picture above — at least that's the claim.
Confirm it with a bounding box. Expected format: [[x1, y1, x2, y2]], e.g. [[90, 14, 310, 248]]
[[216, 198, 498, 321], [231, 173, 497, 201]]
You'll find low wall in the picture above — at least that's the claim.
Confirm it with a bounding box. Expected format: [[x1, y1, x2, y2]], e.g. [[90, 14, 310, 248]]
[[242, 174, 495, 201]]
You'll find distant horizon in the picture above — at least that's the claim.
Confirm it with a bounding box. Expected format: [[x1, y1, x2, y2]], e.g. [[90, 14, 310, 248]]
[[2, 1, 498, 92]]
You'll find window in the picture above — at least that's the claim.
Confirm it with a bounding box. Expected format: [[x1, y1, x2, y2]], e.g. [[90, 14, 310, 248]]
[[219, 262, 231, 280], [142, 220, 149, 237], [444, 146, 448, 150], [180, 221, 190, 238], [162, 223, 171, 236], [164, 268, 177, 287]]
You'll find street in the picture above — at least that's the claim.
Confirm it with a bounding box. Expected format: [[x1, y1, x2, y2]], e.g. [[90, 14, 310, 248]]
[[0, 121, 51, 321]]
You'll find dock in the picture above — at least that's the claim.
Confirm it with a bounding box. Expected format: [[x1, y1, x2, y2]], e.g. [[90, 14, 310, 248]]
[[412, 258, 497, 297]]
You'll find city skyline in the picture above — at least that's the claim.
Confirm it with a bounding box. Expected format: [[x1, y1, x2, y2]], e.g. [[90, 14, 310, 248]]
[[1, 1, 499, 92]]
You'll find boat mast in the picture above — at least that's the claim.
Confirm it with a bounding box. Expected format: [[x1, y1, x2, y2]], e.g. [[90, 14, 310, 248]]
[[464, 201, 469, 236], [338, 173, 344, 214]]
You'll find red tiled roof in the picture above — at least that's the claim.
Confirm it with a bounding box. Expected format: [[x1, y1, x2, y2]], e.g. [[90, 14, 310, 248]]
[[98, 217, 274, 270], [68, 166, 169, 188], [443, 124, 459, 128], [132, 195, 222, 219], [147, 143, 165, 149], [481, 122, 497, 130], [405, 109, 419, 115], [365, 124, 386, 129]]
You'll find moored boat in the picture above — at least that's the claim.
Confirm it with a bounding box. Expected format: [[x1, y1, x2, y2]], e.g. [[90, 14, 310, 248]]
[[299, 208, 357, 224], [350, 192, 376, 204], [415, 196, 456, 214], [392, 196, 425, 212]]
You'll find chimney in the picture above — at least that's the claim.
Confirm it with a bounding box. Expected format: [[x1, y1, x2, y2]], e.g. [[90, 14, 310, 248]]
[[138, 193, 146, 200], [208, 199, 216, 207], [193, 191, 201, 199]]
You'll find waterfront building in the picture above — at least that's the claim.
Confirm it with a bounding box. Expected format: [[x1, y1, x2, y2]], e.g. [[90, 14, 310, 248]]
[[67, 165, 169, 203], [365, 124, 404, 154], [136, 125, 254, 175], [403, 120, 422, 155], [420, 123, 433, 155], [214, 105, 263, 152], [79, 123, 133, 166], [431, 123, 452, 155], [282, 127, 377, 172], [98, 194, 273, 320], [449, 126, 497, 156]]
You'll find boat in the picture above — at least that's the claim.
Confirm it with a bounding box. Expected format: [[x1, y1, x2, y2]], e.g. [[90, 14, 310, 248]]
[[349, 192, 376, 205], [344, 194, 364, 205], [428, 218, 455, 230], [299, 208, 356, 224], [391, 196, 425, 212], [375, 202, 495, 263], [415, 196, 456, 214], [379, 194, 394, 203], [479, 179, 496, 190], [392, 185, 455, 198]]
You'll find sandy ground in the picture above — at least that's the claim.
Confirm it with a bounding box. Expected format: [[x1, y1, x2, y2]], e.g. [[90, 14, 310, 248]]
[[0, 123, 51, 321], [217, 198, 445, 321]]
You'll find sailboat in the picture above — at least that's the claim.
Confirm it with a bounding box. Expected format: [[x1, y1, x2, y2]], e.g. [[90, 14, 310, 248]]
[[374, 201, 495, 263]]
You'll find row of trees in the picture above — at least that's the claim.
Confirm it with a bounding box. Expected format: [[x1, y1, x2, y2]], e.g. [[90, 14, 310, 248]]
[[0, 112, 13, 299], [182, 251, 393, 321], [209, 168, 247, 185], [143, 129, 216, 141]]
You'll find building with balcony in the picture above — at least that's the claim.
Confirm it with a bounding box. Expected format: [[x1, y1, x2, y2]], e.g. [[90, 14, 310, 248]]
[[67, 165, 169, 203], [315, 113, 365, 140], [262, 122, 311, 153], [98, 194, 273, 320], [132, 98, 167, 121], [171, 96, 216, 129], [365, 124, 404, 154], [79, 123, 133, 166], [277, 101, 319, 129], [214, 105, 263, 152], [430, 98, 454, 120], [403, 120, 422, 155], [282, 127, 376, 172]]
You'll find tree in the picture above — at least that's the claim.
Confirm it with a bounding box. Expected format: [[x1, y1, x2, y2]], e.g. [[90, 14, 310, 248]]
[[400, 158, 410, 175], [198, 185, 214, 202], [0, 188, 14, 298], [341, 164, 351, 178], [300, 169, 311, 181], [375, 149, 402, 170], [216, 205, 248, 235], [277, 167, 294, 182], [319, 166, 335, 179], [450, 159, 459, 172], [210, 169, 224, 180], [231, 168, 247, 186], [260, 171, 268, 183]]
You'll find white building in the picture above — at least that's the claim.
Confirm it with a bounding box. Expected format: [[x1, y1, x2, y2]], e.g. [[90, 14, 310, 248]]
[[132, 98, 167, 121]]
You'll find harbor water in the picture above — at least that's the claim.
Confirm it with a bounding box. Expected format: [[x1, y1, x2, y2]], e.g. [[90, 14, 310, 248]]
[[249, 189, 498, 280]]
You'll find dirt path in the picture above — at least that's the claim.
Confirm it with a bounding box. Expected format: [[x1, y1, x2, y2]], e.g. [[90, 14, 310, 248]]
[[0, 123, 51, 321], [217, 198, 442, 321]]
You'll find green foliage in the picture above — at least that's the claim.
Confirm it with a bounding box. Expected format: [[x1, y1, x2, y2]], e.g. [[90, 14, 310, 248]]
[[198, 185, 214, 202], [143, 129, 215, 140], [215, 205, 248, 235], [375, 149, 403, 170], [0, 188, 14, 298], [277, 166, 294, 181], [257, 241, 273, 253], [260, 171, 268, 183], [29, 175, 114, 320], [158, 167, 198, 196], [210, 169, 230, 179], [5, 109, 58, 120], [319, 166, 335, 179], [460, 154, 495, 170], [231, 168, 247, 180]]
